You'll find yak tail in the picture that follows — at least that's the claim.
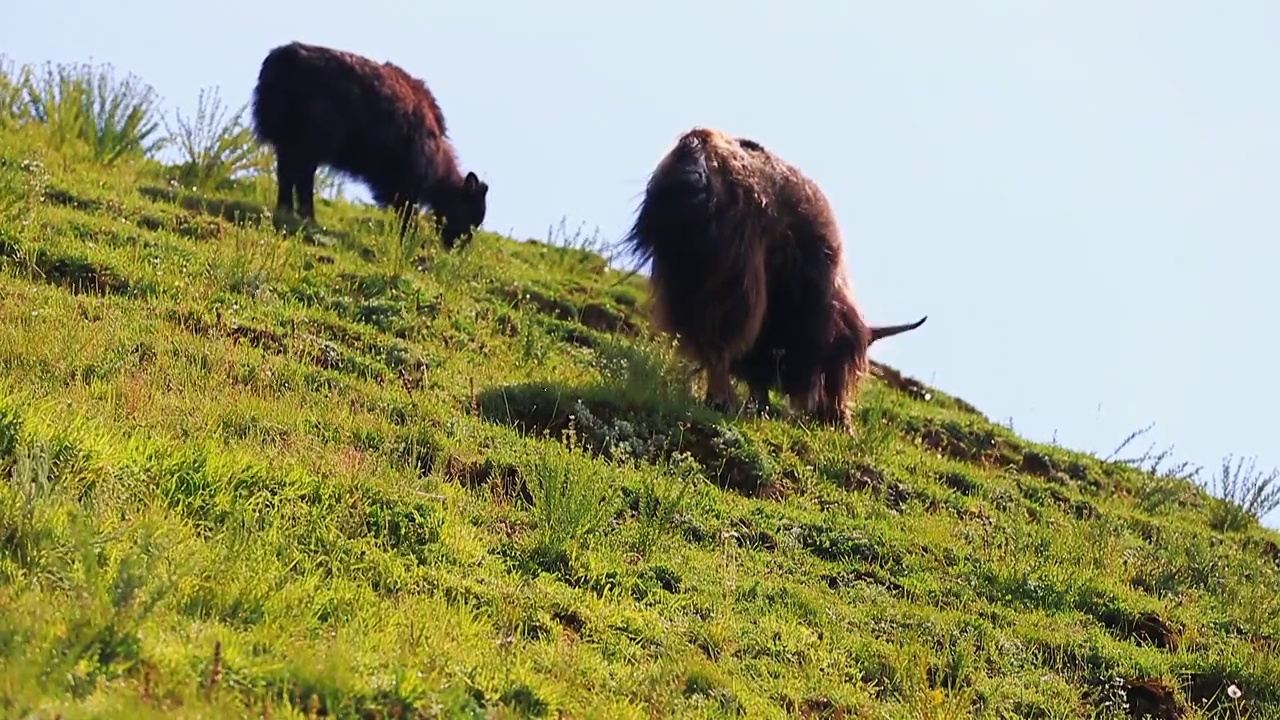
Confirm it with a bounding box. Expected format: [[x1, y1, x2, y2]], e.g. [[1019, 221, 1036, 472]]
[[625, 136, 771, 362], [869, 315, 928, 344]]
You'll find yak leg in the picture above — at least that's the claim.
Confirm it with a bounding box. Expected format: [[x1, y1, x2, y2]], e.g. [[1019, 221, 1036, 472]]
[[786, 375, 824, 424], [749, 349, 786, 417], [273, 149, 298, 214], [703, 360, 739, 414], [815, 367, 854, 432], [294, 159, 320, 222], [747, 382, 776, 417]]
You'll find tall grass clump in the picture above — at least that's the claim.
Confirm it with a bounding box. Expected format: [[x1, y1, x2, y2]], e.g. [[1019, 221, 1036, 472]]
[[522, 426, 618, 561], [160, 82, 350, 204], [162, 85, 263, 192], [1200, 454, 1280, 532], [0, 56, 30, 128], [544, 218, 623, 271], [15, 58, 166, 164], [631, 451, 700, 555], [1111, 422, 1280, 532]]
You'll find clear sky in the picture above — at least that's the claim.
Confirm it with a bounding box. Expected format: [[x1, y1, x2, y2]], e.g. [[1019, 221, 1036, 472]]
[[6, 0, 1278, 528]]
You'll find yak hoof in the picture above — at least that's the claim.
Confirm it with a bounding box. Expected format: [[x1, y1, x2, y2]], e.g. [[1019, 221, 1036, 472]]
[[814, 405, 853, 433], [703, 393, 737, 415], [706, 398, 734, 414]]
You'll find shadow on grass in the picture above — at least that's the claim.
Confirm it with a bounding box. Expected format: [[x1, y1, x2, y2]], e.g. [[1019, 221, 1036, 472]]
[[138, 184, 269, 225], [0, 237, 146, 298], [135, 184, 359, 249], [474, 325, 803, 495], [476, 379, 787, 499]]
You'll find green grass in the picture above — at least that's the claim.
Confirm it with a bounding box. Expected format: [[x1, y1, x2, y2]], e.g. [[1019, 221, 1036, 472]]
[[1, 95, 1280, 720]]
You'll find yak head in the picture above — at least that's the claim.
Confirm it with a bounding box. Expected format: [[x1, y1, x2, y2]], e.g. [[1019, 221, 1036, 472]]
[[432, 171, 489, 248]]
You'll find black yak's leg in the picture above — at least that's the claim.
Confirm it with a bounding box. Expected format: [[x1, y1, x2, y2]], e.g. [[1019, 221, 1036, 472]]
[[295, 160, 319, 221], [816, 365, 854, 431], [786, 374, 821, 418], [750, 349, 787, 417], [273, 150, 296, 214], [704, 360, 739, 414], [747, 382, 774, 417]]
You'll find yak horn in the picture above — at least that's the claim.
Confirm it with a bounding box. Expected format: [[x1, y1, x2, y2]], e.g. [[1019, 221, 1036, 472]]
[[869, 315, 928, 343]]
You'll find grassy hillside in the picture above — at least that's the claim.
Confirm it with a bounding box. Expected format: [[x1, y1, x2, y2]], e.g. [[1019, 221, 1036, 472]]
[[2, 60, 1280, 720]]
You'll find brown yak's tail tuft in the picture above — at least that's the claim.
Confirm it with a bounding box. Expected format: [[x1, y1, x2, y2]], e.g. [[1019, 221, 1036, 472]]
[[623, 128, 773, 367]]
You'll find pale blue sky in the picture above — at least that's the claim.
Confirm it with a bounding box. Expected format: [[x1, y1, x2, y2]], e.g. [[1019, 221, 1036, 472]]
[[6, 1, 1278, 528]]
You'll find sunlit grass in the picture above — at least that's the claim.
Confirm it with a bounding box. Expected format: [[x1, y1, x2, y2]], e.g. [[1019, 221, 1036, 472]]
[[1, 55, 1279, 720]]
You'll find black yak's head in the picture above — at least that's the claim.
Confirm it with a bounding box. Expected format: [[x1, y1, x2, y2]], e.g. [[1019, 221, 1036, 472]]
[[433, 171, 489, 248]]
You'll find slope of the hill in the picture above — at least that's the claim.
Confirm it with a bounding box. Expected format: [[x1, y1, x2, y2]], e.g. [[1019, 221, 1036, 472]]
[[1, 125, 1278, 720]]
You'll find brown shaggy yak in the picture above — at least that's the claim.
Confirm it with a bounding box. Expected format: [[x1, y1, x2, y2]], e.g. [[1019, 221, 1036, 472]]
[[623, 127, 927, 430], [251, 41, 488, 248]]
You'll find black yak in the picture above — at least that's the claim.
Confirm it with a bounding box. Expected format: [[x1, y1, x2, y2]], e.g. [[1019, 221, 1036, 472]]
[[623, 127, 927, 430], [251, 41, 488, 248]]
